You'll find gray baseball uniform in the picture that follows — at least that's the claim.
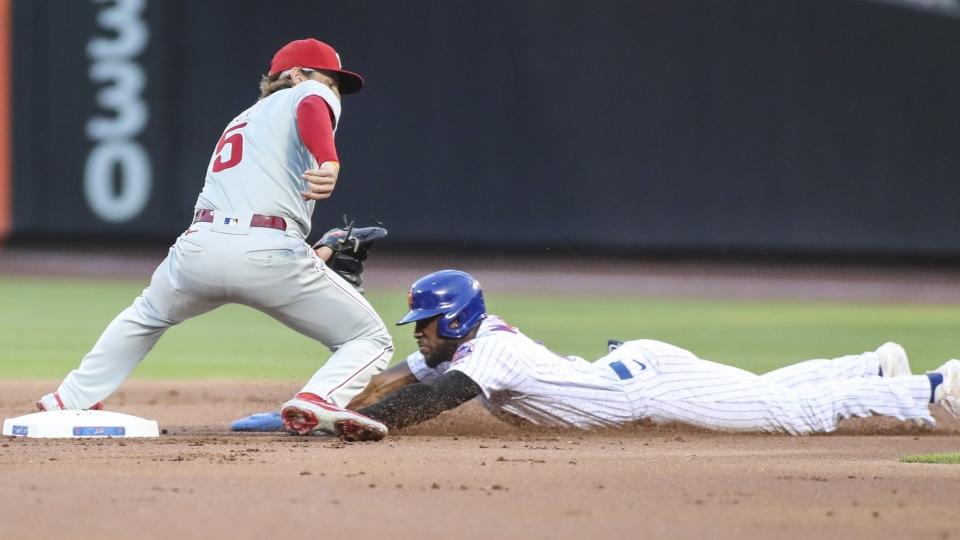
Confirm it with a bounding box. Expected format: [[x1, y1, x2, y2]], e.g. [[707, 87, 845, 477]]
[[53, 79, 392, 410]]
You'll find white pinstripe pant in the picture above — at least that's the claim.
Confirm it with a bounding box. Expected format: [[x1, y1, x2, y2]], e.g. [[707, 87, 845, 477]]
[[600, 340, 933, 434]]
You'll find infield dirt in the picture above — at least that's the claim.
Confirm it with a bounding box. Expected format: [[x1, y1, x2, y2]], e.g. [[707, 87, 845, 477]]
[[1, 380, 959, 540]]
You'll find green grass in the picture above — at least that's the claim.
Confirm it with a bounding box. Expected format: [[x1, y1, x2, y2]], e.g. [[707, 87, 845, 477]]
[[2, 276, 959, 379], [900, 453, 960, 464]]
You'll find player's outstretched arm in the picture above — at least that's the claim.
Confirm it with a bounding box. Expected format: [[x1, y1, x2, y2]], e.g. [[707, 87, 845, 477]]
[[357, 370, 482, 430], [347, 362, 419, 410]]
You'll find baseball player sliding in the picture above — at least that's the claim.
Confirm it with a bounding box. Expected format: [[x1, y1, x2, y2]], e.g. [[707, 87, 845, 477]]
[[37, 38, 393, 438], [235, 270, 960, 440]]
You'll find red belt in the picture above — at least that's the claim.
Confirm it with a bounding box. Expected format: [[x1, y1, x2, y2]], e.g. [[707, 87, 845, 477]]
[[193, 209, 287, 231]]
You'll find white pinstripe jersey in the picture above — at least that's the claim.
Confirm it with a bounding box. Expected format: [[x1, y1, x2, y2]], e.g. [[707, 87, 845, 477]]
[[408, 323, 937, 434], [194, 80, 341, 238], [406, 315, 635, 428]]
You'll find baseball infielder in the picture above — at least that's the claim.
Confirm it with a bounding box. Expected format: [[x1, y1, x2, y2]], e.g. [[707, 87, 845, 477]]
[[37, 39, 393, 437], [251, 269, 958, 441]]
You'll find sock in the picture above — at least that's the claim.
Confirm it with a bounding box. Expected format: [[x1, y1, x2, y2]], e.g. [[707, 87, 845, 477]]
[[295, 392, 326, 403], [928, 372, 944, 403]]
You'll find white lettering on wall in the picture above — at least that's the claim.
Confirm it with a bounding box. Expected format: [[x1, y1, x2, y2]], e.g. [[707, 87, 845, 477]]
[[84, 0, 151, 223]]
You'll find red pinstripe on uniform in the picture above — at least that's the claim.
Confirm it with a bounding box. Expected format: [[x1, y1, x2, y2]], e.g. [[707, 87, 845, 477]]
[[323, 346, 393, 402]]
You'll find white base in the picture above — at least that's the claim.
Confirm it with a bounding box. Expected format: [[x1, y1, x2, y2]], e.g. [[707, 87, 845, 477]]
[[2, 410, 160, 438]]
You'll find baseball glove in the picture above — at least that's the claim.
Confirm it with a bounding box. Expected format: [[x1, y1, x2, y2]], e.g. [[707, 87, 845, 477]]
[[313, 220, 388, 289]]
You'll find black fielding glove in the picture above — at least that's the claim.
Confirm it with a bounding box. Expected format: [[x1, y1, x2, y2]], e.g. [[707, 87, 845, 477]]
[[313, 222, 388, 289]]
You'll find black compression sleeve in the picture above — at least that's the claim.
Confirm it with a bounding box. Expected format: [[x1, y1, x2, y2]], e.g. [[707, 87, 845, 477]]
[[358, 370, 482, 429]]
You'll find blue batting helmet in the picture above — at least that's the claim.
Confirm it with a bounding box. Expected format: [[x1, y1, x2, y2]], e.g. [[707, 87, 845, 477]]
[[397, 270, 486, 339]]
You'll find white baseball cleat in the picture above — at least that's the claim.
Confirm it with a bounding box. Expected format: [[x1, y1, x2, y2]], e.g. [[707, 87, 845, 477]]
[[35, 392, 103, 412], [281, 392, 387, 441], [875, 342, 911, 378], [932, 359, 960, 418]]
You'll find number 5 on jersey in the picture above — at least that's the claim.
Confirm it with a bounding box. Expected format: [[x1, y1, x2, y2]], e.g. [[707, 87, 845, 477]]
[[211, 122, 247, 172]]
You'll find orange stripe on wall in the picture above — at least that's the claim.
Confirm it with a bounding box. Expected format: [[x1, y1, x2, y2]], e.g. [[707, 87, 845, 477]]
[[0, 0, 10, 244]]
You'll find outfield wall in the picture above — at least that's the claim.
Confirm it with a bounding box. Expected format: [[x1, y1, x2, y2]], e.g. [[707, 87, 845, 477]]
[[8, 0, 960, 256]]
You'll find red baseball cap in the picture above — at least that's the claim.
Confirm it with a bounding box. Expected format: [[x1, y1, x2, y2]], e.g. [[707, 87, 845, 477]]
[[269, 38, 364, 94]]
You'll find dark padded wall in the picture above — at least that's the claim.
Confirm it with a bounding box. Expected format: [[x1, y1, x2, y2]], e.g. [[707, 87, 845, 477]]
[[12, 0, 960, 255]]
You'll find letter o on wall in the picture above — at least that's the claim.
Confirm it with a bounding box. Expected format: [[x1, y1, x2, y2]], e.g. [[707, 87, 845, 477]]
[[83, 140, 152, 223]]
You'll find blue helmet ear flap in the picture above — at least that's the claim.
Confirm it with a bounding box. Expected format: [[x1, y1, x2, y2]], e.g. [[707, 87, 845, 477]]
[[398, 270, 486, 338], [436, 290, 486, 338]]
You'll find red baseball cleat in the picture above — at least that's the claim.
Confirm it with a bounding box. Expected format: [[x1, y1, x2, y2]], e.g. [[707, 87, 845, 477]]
[[35, 392, 103, 411], [281, 392, 387, 440]]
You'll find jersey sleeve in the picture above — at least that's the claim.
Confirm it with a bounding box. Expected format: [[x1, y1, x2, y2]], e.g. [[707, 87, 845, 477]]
[[290, 80, 341, 129], [296, 96, 338, 164], [405, 352, 449, 382], [446, 338, 525, 398]]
